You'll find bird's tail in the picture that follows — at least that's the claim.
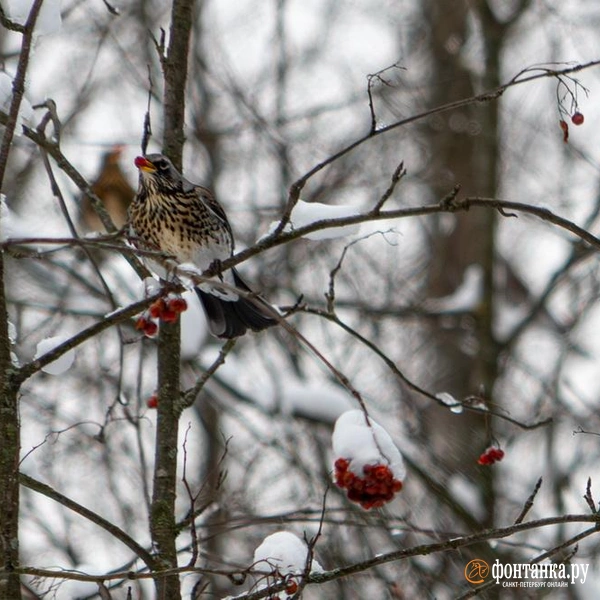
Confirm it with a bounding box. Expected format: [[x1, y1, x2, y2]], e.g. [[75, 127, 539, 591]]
[[195, 268, 277, 339]]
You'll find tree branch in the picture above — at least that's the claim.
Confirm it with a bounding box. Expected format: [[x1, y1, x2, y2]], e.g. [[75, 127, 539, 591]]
[[19, 474, 156, 569]]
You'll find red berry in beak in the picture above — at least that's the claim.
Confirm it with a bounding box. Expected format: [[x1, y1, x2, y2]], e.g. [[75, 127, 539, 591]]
[[134, 156, 156, 172]]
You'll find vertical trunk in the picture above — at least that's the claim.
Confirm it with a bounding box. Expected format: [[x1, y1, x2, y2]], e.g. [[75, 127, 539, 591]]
[[420, 0, 502, 527], [149, 1, 194, 598], [0, 256, 21, 600], [421, 0, 493, 474], [417, 3, 520, 593], [0, 4, 45, 597], [472, 4, 503, 534], [162, 0, 194, 171], [150, 319, 183, 599]]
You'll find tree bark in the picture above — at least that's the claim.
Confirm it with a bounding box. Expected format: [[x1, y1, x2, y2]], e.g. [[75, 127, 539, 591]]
[[0, 3, 44, 597], [0, 253, 21, 599], [162, 0, 194, 171], [150, 319, 183, 599], [149, 1, 194, 598]]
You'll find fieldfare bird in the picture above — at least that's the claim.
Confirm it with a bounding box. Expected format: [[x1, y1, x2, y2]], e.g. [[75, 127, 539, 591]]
[[129, 153, 277, 338]]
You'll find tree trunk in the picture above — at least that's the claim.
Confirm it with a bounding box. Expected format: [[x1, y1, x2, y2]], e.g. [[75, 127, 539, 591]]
[[149, 1, 194, 598], [0, 251, 21, 599]]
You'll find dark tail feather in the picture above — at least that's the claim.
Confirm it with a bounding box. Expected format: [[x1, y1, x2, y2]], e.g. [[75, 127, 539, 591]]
[[195, 268, 277, 339]]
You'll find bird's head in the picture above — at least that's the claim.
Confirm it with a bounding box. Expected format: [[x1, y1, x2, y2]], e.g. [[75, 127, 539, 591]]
[[134, 154, 186, 194]]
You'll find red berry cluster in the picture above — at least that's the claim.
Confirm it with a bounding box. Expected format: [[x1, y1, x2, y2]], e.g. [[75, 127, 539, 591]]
[[146, 394, 158, 409], [334, 458, 403, 510], [149, 297, 188, 323], [477, 446, 505, 466], [135, 296, 188, 337]]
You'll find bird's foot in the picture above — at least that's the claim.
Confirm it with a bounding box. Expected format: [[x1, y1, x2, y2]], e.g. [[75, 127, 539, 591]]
[[206, 259, 224, 279]]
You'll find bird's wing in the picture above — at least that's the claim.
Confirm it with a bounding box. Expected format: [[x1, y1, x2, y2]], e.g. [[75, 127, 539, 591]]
[[193, 184, 235, 239]]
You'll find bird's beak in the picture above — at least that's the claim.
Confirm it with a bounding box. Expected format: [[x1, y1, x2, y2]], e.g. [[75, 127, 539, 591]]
[[134, 156, 157, 173]]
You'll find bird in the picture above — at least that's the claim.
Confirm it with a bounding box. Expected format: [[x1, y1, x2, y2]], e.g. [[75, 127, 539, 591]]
[[129, 153, 277, 339], [80, 145, 135, 232]]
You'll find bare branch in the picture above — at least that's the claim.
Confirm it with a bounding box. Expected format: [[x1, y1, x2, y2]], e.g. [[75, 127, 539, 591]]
[[583, 478, 597, 514], [514, 477, 543, 524], [19, 473, 156, 569]]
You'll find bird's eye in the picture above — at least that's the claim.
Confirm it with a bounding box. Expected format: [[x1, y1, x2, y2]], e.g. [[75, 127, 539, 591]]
[[154, 160, 169, 172]]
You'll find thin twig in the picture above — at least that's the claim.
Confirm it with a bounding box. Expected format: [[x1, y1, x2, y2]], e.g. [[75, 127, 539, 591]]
[[583, 477, 597, 514], [514, 477, 543, 524], [293, 487, 329, 599], [0, 5, 24, 32], [181, 339, 237, 407], [141, 66, 153, 154], [372, 160, 406, 212], [181, 424, 200, 567], [102, 0, 120, 16], [0, 0, 44, 187]]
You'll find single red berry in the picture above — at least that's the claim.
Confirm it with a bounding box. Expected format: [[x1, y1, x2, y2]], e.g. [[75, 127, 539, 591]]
[[135, 316, 149, 330], [168, 297, 188, 313], [285, 580, 298, 594], [147, 395, 158, 409], [161, 309, 179, 323], [571, 112, 584, 126], [478, 453, 491, 465], [143, 320, 158, 337], [149, 298, 167, 319], [489, 448, 504, 462]]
